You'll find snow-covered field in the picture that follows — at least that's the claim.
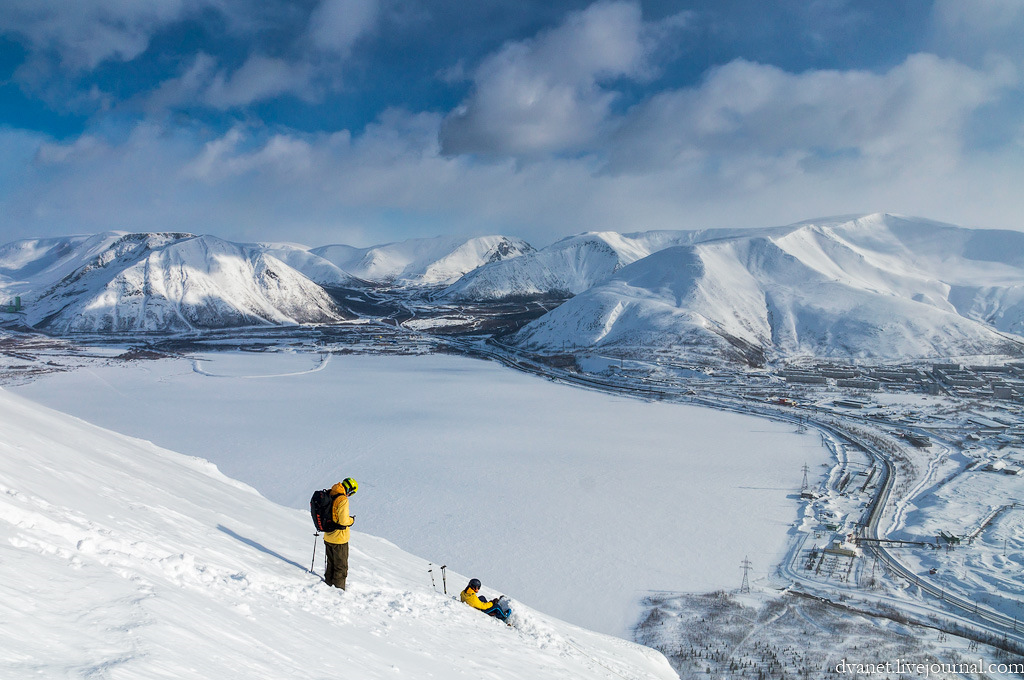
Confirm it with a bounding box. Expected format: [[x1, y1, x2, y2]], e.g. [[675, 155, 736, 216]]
[[0, 387, 677, 679], [11, 350, 827, 637], [900, 468, 1024, 612]]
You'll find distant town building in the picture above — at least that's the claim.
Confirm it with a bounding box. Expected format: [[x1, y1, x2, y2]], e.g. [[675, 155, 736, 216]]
[[933, 363, 963, 372], [946, 375, 986, 388], [902, 433, 932, 448], [785, 374, 828, 385], [836, 378, 880, 391], [993, 384, 1017, 400], [819, 368, 860, 379], [833, 397, 873, 409], [824, 538, 859, 557]]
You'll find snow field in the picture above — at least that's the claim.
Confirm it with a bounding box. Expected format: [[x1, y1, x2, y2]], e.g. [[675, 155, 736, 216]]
[[12, 350, 829, 637], [900, 469, 1024, 617], [0, 387, 677, 679]]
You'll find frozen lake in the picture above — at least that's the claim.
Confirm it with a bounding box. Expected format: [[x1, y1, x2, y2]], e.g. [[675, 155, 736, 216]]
[[14, 350, 828, 636]]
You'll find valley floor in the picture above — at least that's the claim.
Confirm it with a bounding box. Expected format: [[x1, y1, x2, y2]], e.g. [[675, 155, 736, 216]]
[[7, 336, 823, 638], [2, 325, 1023, 677]]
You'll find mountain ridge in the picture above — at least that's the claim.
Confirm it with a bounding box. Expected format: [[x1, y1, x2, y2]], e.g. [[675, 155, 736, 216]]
[[14, 233, 347, 332], [2, 214, 1022, 362], [508, 214, 1024, 363], [310, 234, 534, 286]]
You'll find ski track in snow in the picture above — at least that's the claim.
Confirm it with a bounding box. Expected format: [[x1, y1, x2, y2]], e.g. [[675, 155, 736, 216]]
[[885, 444, 947, 538], [191, 352, 331, 378]]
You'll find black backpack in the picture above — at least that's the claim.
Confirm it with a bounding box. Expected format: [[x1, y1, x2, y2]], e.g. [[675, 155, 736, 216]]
[[310, 489, 345, 533]]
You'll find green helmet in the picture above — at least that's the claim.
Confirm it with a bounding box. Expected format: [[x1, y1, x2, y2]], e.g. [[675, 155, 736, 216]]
[[341, 477, 358, 496]]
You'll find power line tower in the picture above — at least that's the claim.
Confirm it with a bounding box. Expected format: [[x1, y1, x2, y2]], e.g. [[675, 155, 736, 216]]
[[740, 556, 752, 593], [801, 463, 809, 491]]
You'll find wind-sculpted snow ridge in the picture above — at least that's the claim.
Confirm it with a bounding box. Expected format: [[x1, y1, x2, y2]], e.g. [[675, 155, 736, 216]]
[[440, 228, 775, 301], [0, 388, 678, 679], [17, 233, 346, 332], [510, 214, 1024, 363], [311, 234, 534, 286]]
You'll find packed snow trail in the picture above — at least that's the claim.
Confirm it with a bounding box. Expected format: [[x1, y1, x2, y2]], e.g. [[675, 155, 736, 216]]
[[0, 388, 677, 680], [191, 351, 331, 378]]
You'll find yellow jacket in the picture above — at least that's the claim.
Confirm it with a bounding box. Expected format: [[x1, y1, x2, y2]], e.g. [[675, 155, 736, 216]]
[[323, 482, 353, 545], [460, 588, 491, 611]]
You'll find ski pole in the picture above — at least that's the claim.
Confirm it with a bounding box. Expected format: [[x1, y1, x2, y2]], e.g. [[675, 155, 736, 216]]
[[310, 532, 320, 574], [428, 564, 436, 591], [440, 564, 447, 594]]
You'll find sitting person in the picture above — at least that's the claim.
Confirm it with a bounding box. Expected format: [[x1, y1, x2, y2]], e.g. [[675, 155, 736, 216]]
[[460, 578, 512, 622]]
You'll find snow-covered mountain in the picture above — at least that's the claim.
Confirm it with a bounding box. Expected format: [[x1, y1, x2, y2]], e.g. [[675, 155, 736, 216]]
[[6, 232, 346, 332], [0, 386, 677, 679], [3, 214, 1023, 362], [258, 242, 363, 287], [510, 215, 1024, 363], [311, 235, 533, 286], [0, 232, 130, 294], [441, 229, 770, 300]]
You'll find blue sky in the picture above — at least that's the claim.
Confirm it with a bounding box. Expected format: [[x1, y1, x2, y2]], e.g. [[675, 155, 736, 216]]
[[1, 0, 1023, 247]]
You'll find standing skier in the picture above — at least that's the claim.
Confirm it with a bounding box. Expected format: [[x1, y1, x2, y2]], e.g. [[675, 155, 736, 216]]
[[323, 478, 357, 589]]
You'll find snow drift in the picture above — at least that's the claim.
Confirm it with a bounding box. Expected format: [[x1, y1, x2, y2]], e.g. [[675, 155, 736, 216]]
[[0, 386, 677, 679]]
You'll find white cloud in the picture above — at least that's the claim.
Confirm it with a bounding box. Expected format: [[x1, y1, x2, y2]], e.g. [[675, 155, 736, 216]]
[[144, 52, 326, 111], [186, 127, 315, 180], [143, 53, 219, 112], [307, 0, 380, 56], [1, 0, 377, 113], [203, 55, 318, 109], [5, 97, 1024, 253], [439, 0, 660, 157], [4, 17, 1024, 249], [929, 0, 1024, 66], [34, 135, 109, 165], [136, 1, 380, 113], [608, 53, 1017, 178], [0, 0, 211, 70]]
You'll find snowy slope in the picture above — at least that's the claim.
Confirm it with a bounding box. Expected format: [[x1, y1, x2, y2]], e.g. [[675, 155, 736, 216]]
[[817, 214, 1024, 335], [14, 351, 824, 637], [258, 242, 362, 286], [311, 235, 533, 286], [511, 215, 1024, 362], [0, 232, 139, 296], [20, 233, 346, 332], [0, 387, 678, 679], [441, 229, 769, 300]]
